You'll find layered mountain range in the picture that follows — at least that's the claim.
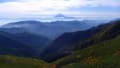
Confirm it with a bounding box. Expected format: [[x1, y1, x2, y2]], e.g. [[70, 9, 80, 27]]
[[0, 19, 120, 68], [1, 20, 104, 39]]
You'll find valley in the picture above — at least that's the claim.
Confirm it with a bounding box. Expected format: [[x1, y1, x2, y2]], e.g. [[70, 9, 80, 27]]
[[0, 19, 120, 68]]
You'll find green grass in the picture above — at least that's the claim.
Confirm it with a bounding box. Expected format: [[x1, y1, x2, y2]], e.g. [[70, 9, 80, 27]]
[[0, 36, 119, 68], [54, 35, 120, 68], [0, 55, 50, 68]]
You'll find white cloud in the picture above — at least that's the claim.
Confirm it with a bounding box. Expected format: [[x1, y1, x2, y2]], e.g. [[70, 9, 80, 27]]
[[86, 0, 120, 7], [0, 0, 119, 18]]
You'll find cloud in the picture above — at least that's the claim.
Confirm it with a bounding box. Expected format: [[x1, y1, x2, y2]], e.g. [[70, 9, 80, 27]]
[[0, 0, 119, 18]]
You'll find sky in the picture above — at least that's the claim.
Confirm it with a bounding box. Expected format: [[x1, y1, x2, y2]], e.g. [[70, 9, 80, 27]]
[[0, 0, 120, 21]]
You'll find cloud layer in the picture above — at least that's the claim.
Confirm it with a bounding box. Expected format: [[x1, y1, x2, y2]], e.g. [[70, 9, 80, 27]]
[[0, 0, 120, 18]]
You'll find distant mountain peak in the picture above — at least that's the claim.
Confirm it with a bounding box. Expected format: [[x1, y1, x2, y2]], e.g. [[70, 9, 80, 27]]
[[55, 14, 66, 17], [54, 14, 75, 19]]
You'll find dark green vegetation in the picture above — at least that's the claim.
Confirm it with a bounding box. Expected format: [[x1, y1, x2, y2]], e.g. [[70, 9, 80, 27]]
[[0, 31, 36, 57], [0, 55, 49, 68], [40, 22, 105, 62], [54, 32, 120, 68], [0, 30, 51, 59], [0, 20, 120, 68], [52, 20, 120, 68]]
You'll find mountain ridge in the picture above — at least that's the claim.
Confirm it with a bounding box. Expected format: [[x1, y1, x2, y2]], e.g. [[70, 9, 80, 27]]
[[0, 20, 103, 39], [40, 20, 120, 62]]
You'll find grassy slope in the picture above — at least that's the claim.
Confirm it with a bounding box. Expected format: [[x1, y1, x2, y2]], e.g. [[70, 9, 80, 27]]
[[0, 55, 51, 68], [53, 35, 120, 68], [1, 35, 119, 68], [51, 20, 120, 68]]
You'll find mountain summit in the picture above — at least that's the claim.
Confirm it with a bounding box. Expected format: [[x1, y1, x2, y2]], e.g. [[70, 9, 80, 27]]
[[54, 14, 75, 19]]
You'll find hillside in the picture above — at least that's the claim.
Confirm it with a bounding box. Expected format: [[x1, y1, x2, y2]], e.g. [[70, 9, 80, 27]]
[[0, 55, 48, 68], [40, 21, 113, 62], [1, 31, 120, 68], [54, 33, 120, 68], [52, 20, 120, 68], [0, 31, 36, 57], [10, 32, 51, 53]]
